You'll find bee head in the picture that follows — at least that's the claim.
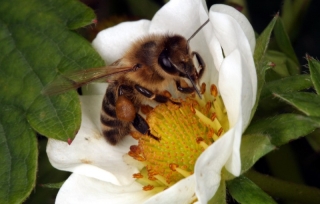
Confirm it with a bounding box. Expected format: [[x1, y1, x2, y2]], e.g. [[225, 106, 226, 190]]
[[158, 35, 200, 96]]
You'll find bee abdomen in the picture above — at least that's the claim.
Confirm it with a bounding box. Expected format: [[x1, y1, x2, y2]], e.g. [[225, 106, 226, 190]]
[[100, 85, 131, 145]]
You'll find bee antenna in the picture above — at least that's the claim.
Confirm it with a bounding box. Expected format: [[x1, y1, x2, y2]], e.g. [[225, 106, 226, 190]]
[[187, 19, 210, 44]]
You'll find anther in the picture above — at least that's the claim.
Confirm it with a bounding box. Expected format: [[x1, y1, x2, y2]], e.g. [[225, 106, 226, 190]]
[[210, 84, 218, 97], [196, 137, 204, 144], [130, 145, 141, 154], [143, 185, 155, 191], [211, 112, 217, 121], [141, 104, 153, 115], [196, 137, 208, 149], [129, 152, 146, 161], [169, 163, 192, 177], [190, 104, 196, 114], [169, 163, 179, 171], [207, 129, 214, 139], [133, 173, 143, 179], [217, 127, 224, 136], [200, 83, 206, 94], [205, 101, 212, 111], [130, 131, 143, 140]]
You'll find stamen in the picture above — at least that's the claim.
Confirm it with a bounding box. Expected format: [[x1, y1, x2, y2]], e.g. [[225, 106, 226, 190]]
[[194, 109, 222, 132], [141, 104, 153, 115], [131, 131, 142, 140], [133, 173, 143, 179], [176, 167, 192, 178], [130, 145, 141, 154], [210, 84, 218, 97], [128, 83, 229, 196], [143, 185, 154, 191], [217, 127, 224, 136], [169, 163, 192, 178], [196, 137, 209, 149], [200, 83, 206, 94], [154, 175, 170, 186]]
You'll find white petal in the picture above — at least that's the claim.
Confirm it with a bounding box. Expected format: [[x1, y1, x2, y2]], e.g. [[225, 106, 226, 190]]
[[218, 50, 242, 127], [195, 50, 247, 203], [209, 9, 257, 108], [149, 0, 208, 38], [56, 173, 152, 204], [144, 175, 196, 204], [92, 20, 151, 64], [218, 49, 245, 174], [210, 4, 256, 52], [225, 115, 243, 175], [195, 127, 235, 203], [47, 95, 138, 186]]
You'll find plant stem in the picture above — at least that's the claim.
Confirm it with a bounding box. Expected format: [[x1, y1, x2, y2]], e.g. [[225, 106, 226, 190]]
[[245, 169, 320, 204]]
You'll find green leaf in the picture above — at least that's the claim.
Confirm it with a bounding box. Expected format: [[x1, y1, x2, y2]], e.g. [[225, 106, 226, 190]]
[[281, 0, 311, 39], [0, 0, 104, 141], [0, 0, 104, 202], [227, 176, 276, 204], [240, 134, 275, 174], [265, 50, 300, 81], [307, 55, 320, 94], [265, 50, 290, 79], [274, 18, 300, 69], [245, 114, 319, 146], [306, 129, 320, 152], [274, 92, 320, 117], [251, 14, 278, 119], [258, 75, 312, 114], [261, 75, 312, 99], [245, 170, 320, 204], [0, 106, 37, 204]]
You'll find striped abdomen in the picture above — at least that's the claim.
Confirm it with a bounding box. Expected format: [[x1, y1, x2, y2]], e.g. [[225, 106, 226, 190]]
[[100, 83, 132, 145]]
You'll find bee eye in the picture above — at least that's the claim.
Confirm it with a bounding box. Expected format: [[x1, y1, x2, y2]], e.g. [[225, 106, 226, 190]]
[[158, 49, 177, 74]]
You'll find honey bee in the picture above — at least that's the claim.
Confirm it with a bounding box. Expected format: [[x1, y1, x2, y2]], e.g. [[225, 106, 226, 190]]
[[43, 20, 209, 145]]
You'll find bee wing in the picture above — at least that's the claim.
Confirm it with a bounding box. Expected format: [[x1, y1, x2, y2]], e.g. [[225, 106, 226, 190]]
[[42, 65, 136, 95]]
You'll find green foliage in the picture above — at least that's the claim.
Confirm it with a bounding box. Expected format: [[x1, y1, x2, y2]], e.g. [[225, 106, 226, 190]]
[[275, 92, 320, 117], [227, 176, 277, 204], [0, 106, 37, 204], [265, 50, 299, 81], [274, 18, 300, 68], [258, 75, 312, 113], [245, 114, 319, 146], [251, 14, 278, 119], [240, 134, 275, 174], [308, 56, 320, 94], [260, 75, 312, 99], [0, 0, 104, 202]]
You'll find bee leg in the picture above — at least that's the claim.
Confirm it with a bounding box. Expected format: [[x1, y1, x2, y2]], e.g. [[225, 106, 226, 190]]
[[134, 84, 179, 105], [192, 51, 206, 80], [132, 113, 160, 141], [176, 80, 194, 94]]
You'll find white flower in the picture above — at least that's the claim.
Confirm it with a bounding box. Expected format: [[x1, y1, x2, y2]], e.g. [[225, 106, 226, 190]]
[[46, 0, 256, 203]]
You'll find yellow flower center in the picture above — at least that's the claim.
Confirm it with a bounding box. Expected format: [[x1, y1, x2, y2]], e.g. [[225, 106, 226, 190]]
[[128, 83, 229, 193]]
